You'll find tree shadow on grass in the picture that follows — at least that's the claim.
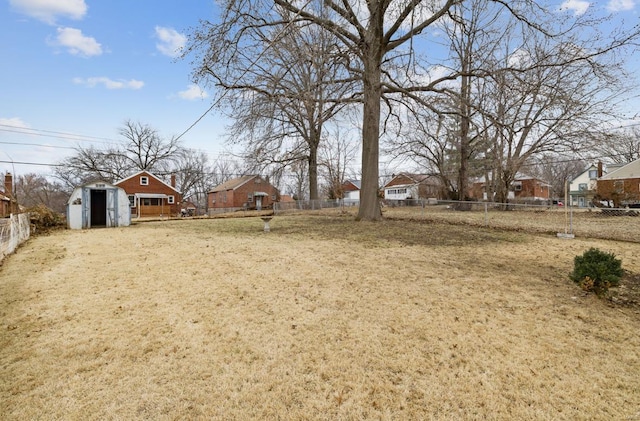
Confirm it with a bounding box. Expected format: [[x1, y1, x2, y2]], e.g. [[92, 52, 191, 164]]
[[200, 214, 529, 248]]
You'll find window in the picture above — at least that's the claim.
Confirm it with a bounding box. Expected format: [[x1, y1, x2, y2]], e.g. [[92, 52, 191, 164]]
[[513, 182, 522, 191], [271, 195, 276, 201], [140, 176, 149, 185], [255, 178, 262, 184], [387, 188, 408, 196], [589, 170, 598, 179], [578, 183, 588, 191], [168, 195, 174, 204], [247, 192, 253, 203], [614, 180, 624, 193], [142, 198, 161, 206], [128, 195, 135, 207]]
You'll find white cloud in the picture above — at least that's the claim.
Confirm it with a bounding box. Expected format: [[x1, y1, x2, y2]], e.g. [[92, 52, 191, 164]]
[[9, 0, 87, 24], [177, 84, 208, 100], [607, 0, 636, 12], [155, 26, 186, 58], [0, 117, 29, 129], [73, 77, 144, 90], [50, 27, 102, 57], [560, 0, 590, 15]]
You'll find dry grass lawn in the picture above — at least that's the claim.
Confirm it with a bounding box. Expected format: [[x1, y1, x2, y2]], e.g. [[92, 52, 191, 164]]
[[1, 212, 640, 420]]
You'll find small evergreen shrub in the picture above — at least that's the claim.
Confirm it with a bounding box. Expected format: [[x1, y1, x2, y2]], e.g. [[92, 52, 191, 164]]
[[570, 248, 623, 296]]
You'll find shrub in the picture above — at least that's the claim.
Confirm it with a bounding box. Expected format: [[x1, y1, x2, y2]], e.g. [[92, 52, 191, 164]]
[[27, 204, 66, 234], [570, 247, 623, 296]]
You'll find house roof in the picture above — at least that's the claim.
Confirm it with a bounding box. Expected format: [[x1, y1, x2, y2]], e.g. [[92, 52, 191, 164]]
[[473, 172, 549, 184], [600, 157, 640, 180], [208, 175, 259, 193], [115, 170, 181, 194], [385, 173, 440, 188], [135, 193, 169, 199], [342, 180, 361, 190]]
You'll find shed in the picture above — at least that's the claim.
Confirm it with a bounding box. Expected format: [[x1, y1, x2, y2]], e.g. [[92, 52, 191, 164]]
[[67, 181, 131, 229]]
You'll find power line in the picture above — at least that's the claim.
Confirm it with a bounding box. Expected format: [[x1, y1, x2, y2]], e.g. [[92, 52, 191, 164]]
[[0, 160, 65, 167], [0, 124, 120, 144], [174, 0, 315, 141], [0, 141, 76, 150]]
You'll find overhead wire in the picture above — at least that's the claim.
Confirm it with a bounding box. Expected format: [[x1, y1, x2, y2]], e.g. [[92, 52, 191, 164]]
[[173, 0, 316, 142]]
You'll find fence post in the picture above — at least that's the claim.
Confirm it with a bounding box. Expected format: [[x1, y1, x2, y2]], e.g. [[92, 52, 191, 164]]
[[484, 202, 488, 226]]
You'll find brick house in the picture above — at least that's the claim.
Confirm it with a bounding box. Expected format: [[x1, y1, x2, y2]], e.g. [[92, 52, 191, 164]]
[[384, 173, 445, 202], [596, 158, 640, 207], [208, 175, 279, 214], [470, 174, 551, 202], [115, 170, 182, 218]]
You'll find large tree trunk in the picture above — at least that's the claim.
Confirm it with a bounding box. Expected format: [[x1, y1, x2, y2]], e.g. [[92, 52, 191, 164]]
[[457, 69, 471, 201], [357, 14, 383, 221], [308, 141, 319, 201]]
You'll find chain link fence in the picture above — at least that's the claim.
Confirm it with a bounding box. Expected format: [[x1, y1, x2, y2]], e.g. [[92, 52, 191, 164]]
[[272, 198, 639, 243]]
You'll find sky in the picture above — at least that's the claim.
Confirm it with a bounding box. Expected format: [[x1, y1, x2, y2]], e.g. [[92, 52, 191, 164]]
[[1, 0, 640, 179], [0, 0, 229, 176]]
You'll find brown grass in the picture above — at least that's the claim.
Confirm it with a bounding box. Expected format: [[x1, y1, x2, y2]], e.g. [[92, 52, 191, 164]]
[[1, 213, 640, 420]]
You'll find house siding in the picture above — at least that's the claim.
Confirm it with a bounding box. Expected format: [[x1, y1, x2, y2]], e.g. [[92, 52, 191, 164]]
[[470, 177, 550, 202], [115, 171, 182, 217], [569, 166, 599, 207], [597, 177, 640, 207], [384, 174, 445, 201], [208, 176, 279, 212]]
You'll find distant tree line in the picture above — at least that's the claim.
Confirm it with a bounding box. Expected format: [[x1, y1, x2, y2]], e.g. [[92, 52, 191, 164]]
[[15, 1, 640, 216]]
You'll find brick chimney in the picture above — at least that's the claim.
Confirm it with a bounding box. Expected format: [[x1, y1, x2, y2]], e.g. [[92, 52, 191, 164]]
[[597, 161, 603, 178], [170, 174, 176, 188], [4, 172, 12, 198]]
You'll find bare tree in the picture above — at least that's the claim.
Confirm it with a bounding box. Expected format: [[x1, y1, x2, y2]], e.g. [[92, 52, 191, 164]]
[[386, 107, 460, 199], [54, 120, 182, 190], [119, 120, 181, 173], [480, 34, 630, 203], [526, 154, 585, 199], [319, 126, 359, 199], [186, 0, 640, 218], [187, 8, 354, 202], [595, 126, 640, 164], [15, 173, 68, 213]]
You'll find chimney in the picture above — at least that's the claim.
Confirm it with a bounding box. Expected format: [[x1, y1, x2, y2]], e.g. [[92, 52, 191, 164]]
[[597, 161, 603, 178], [170, 174, 176, 188], [4, 172, 12, 198]]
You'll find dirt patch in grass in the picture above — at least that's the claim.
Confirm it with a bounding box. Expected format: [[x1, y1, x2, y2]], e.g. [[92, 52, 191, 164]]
[[1, 215, 640, 420]]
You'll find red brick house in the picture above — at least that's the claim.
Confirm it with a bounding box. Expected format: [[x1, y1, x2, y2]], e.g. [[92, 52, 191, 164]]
[[115, 171, 182, 218], [596, 158, 640, 207], [470, 174, 551, 202], [208, 175, 279, 214]]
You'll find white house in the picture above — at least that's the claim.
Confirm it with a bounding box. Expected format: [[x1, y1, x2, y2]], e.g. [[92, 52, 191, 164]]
[[384, 173, 444, 201], [569, 163, 601, 208], [341, 180, 361, 202], [67, 181, 131, 229]]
